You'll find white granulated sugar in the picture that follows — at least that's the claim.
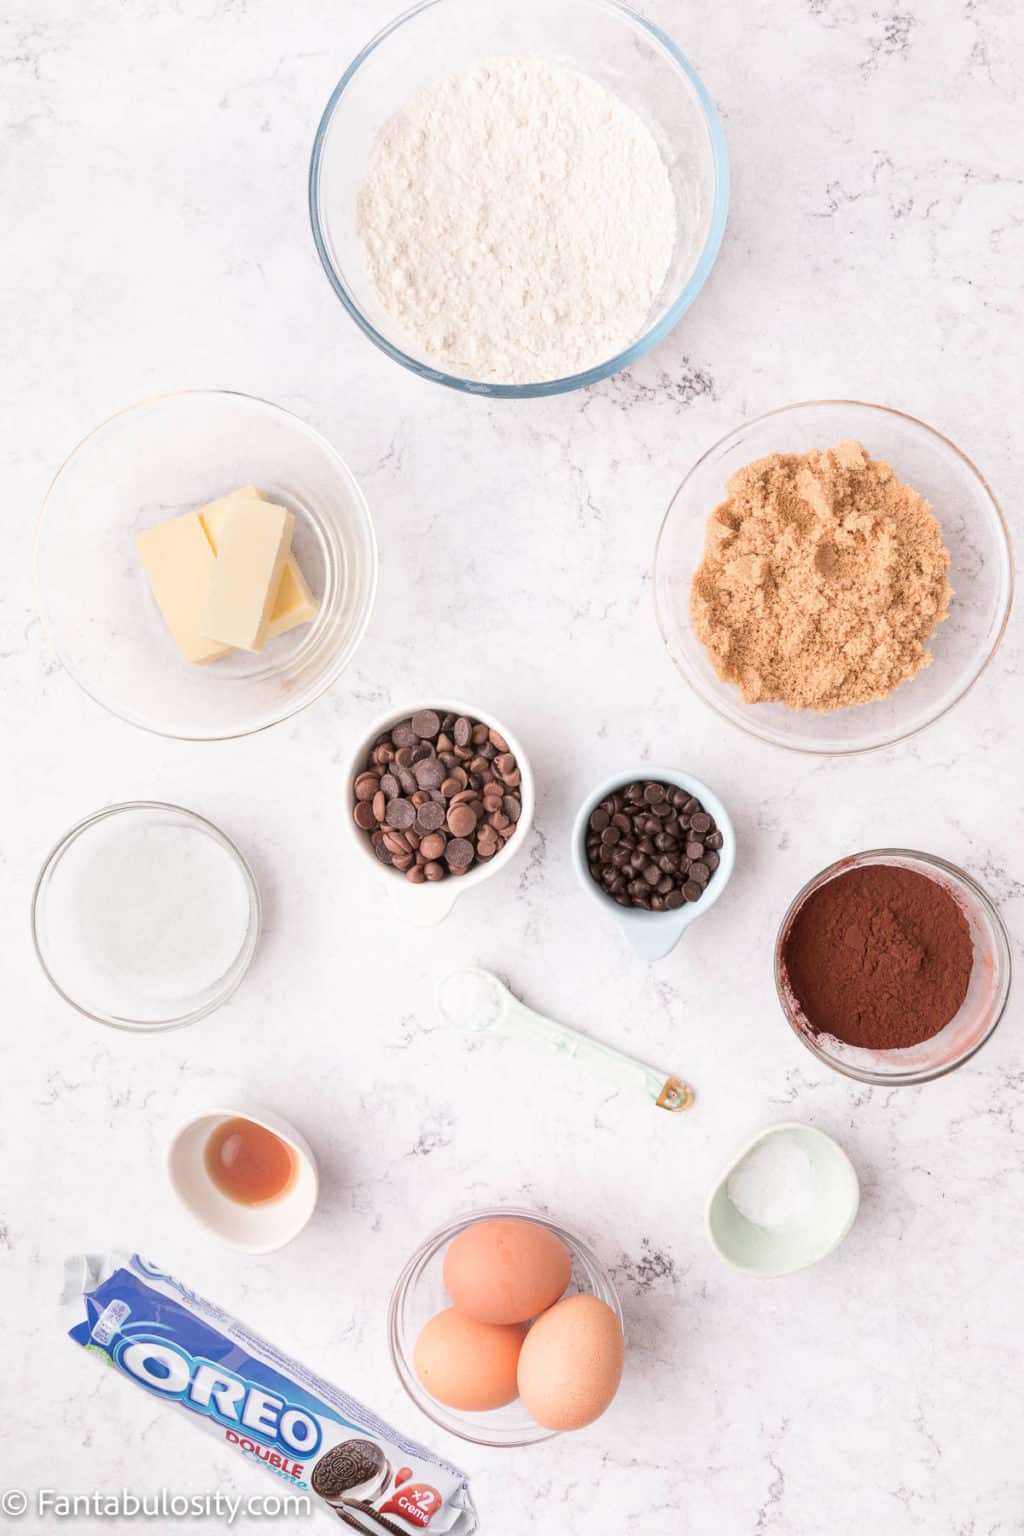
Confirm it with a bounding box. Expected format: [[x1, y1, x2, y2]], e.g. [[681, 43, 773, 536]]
[[356, 57, 678, 385]]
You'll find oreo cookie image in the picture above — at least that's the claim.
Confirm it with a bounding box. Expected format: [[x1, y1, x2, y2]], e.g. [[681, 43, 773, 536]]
[[312, 1439, 391, 1507]]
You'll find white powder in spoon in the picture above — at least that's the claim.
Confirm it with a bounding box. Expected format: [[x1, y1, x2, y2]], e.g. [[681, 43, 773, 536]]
[[356, 56, 678, 385]]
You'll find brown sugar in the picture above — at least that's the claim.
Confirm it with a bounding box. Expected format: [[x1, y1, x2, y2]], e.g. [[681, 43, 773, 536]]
[[689, 439, 952, 711]]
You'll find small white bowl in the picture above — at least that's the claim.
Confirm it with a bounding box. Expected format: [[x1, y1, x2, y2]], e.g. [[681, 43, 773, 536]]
[[344, 701, 535, 927], [167, 1106, 319, 1253], [570, 766, 735, 961], [706, 1121, 860, 1278]]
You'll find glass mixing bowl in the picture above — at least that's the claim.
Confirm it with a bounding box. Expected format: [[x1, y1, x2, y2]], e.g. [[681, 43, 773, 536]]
[[309, 0, 729, 398], [654, 401, 1013, 754], [388, 1207, 622, 1446], [35, 390, 378, 740], [774, 849, 1012, 1086]]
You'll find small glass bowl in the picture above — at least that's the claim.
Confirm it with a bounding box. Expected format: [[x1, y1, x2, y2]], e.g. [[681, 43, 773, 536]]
[[654, 401, 1013, 754], [32, 802, 261, 1031], [775, 849, 1012, 1086], [35, 390, 378, 740], [310, 0, 728, 397], [388, 1207, 622, 1446]]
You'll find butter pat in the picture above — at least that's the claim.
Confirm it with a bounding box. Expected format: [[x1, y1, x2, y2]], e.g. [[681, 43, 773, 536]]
[[137, 513, 231, 665], [200, 499, 295, 652], [199, 488, 318, 639]]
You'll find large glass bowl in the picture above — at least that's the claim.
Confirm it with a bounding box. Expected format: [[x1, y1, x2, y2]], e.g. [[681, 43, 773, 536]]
[[388, 1207, 622, 1446], [774, 850, 1012, 1086], [35, 390, 378, 740], [654, 401, 1013, 754], [310, 0, 728, 398]]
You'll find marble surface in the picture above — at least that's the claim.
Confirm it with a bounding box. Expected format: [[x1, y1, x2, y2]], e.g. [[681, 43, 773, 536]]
[[2, 1, 1023, 1532]]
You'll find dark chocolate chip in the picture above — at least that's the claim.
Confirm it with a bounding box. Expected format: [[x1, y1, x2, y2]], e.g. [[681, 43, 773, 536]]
[[412, 709, 440, 740], [581, 779, 725, 913], [385, 797, 416, 830], [414, 757, 445, 790], [416, 801, 446, 833], [392, 720, 417, 748]]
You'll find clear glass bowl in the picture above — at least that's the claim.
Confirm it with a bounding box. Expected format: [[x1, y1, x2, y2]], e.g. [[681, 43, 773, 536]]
[[32, 802, 261, 1031], [774, 850, 1012, 1085], [35, 390, 378, 740], [388, 1207, 622, 1446], [309, 0, 729, 398], [654, 401, 1013, 754]]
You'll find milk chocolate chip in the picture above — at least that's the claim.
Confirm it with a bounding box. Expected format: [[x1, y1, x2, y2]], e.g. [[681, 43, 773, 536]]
[[353, 712, 524, 883]]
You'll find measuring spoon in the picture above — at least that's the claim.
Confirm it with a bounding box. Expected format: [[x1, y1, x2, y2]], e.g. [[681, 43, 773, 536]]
[[437, 967, 693, 1111]]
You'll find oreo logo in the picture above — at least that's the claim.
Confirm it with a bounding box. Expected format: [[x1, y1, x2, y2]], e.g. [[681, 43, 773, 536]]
[[113, 1337, 321, 1457]]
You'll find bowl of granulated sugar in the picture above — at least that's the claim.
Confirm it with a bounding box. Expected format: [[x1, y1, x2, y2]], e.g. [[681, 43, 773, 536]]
[[309, 0, 728, 397]]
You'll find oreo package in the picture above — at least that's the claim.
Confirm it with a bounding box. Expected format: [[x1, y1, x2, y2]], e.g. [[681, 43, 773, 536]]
[[65, 1253, 477, 1533]]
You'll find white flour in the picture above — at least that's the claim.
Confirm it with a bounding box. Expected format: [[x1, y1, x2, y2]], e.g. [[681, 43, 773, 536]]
[[356, 57, 678, 385]]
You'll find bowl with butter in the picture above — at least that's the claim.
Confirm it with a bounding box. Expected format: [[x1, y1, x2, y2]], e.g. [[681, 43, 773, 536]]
[[35, 389, 378, 739]]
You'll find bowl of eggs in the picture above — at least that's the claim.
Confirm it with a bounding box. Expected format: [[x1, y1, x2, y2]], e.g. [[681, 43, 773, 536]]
[[388, 1209, 623, 1447]]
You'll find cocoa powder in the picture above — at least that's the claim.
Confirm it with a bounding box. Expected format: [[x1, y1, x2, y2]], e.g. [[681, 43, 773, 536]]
[[781, 863, 973, 1050]]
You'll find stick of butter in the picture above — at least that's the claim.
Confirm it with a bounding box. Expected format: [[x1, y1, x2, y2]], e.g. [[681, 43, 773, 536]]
[[200, 498, 295, 652], [137, 513, 231, 666], [199, 488, 318, 640]]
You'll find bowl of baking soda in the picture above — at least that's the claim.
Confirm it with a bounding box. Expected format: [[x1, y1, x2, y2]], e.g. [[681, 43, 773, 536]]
[[707, 1123, 860, 1279], [310, 0, 728, 396]]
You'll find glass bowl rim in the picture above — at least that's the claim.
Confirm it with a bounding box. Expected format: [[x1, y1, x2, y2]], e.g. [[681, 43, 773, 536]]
[[31, 800, 262, 1033], [34, 386, 379, 743], [308, 0, 730, 399], [773, 846, 1013, 1085], [387, 1204, 623, 1447], [653, 398, 1015, 757]]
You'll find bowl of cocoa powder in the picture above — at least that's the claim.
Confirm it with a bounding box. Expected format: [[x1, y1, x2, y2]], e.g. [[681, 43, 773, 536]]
[[654, 401, 1013, 754], [775, 849, 1011, 1085]]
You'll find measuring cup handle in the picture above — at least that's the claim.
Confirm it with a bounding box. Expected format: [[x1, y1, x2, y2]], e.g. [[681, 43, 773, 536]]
[[386, 878, 461, 927], [614, 907, 690, 962]]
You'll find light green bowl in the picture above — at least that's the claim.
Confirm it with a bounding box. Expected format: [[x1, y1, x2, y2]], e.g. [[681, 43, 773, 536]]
[[706, 1121, 860, 1278]]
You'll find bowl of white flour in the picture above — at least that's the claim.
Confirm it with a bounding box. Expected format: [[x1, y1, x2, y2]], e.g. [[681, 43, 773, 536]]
[[310, 0, 728, 396]]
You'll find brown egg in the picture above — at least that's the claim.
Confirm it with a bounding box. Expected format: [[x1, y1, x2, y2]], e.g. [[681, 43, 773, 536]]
[[413, 1308, 527, 1411], [517, 1294, 623, 1431], [443, 1217, 572, 1325]]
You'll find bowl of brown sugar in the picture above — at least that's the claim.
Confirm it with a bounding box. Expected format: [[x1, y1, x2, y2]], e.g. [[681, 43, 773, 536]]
[[654, 401, 1013, 754], [775, 849, 1012, 1085]]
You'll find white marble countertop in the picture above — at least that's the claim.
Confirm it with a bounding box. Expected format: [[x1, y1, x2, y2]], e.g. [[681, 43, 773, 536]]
[[2, 1, 1023, 1532]]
